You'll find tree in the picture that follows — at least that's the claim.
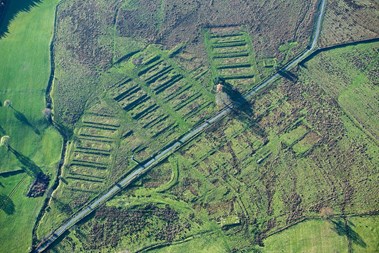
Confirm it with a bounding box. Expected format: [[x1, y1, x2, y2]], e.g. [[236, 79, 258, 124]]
[[3, 99, 12, 108], [42, 108, 52, 121], [0, 135, 10, 148], [320, 206, 334, 220], [215, 83, 233, 109]]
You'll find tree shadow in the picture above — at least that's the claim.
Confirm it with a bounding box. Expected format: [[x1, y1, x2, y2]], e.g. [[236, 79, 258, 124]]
[[53, 121, 73, 140], [0, 123, 6, 135], [214, 77, 267, 139], [0, 169, 24, 177], [42, 230, 70, 253], [278, 69, 298, 82], [12, 108, 40, 135], [0, 0, 42, 38], [0, 194, 15, 215], [330, 220, 367, 248], [8, 147, 43, 178], [215, 77, 254, 117]]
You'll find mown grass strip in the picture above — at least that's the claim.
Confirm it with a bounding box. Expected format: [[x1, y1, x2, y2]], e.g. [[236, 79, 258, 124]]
[[210, 32, 244, 38], [212, 41, 247, 49], [222, 74, 255, 80], [213, 51, 250, 59]]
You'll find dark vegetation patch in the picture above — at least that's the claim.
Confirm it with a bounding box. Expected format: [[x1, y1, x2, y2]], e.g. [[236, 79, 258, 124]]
[[155, 0, 315, 60], [27, 173, 50, 198], [70, 204, 186, 251]]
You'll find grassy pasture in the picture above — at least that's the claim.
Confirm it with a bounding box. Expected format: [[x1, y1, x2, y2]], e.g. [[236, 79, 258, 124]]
[[262, 219, 349, 253], [0, 0, 62, 252], [262, 216, 379, 253], [0, 173, 46, 252], [348, 216, 379, 253], [149, 232, 229, 253], [279, 41, 299, 63]]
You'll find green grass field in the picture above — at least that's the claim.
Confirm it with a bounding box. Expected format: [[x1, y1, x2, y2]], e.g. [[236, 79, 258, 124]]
[[0, 0, 62, 252], [262, 219, 349, 253], [149, 232, 229, 253], [262, 216, 379, 253], [349, 216, 379, 253]]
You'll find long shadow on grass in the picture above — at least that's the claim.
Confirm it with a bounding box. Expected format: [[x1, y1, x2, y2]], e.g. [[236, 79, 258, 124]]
[[12, 108, 41, 135], [216, 78, 267, 139], [0, 0, 42, 38], [277, 69, 298, 82], [331, 220, 367, 248], [39, 230, 70, 253], [0, 123, 6, 135], [9, 147, 43, 178], [0, 194, 15, 215], [216, 77, 253, 117]]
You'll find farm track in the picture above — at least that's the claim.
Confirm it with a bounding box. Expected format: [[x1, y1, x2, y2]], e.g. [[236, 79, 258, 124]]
[[34, 0, 329, 251]]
